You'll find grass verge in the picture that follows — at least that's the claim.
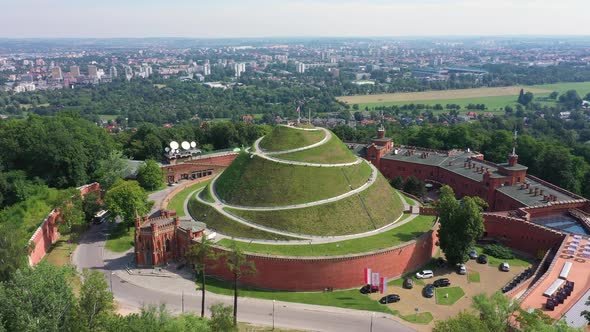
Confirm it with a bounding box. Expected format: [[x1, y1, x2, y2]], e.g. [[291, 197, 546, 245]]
[[215, 153, 371, 206], [188, 199, 296, 240], [216, 214, 435, 256], [105, 222, 134, 253], [227, 175, 404, 236], [435, 286, 465, 305], [278, 133, 358, 164], [259, 126, 325, 152], [400, 312, 433, 324], [205, 277, 394, 315], [468, 272, 480, 283], [474, 245, 532, 267], [167, 179, 211, 217], [43, 231, 82, 294]]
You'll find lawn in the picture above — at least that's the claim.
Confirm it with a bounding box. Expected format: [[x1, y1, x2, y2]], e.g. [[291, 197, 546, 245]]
[[167, 179, 211, 217], [205, 277, 394, 315], [258, 126, 325, 152], [43, 232, 84, 295], [468, 272, 480, 283], [400, 312, 433, 324], [474, 244, 532, 267], [227, 175, 404, 236], [98, 114, 119, 121], [199, 184, 214, 203], [216, 214, 436, 256], [532, 81, 590, 94], [435, 286, 465, 305], [187, 198, 296, 240], [278, 133, 358, 164], [238, 323, 306, 332], [105, 222, 134, 253], [401, 193, 416, 206], [214, 153, 372, 206]]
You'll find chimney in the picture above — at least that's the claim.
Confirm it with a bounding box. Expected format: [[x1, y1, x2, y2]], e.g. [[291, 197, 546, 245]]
[[529, 188, 533, 194], [520, 184, 525, 190], [174, 216, 180, 227], [539, 189, 544, 196], [534, 187, 539, 196], [464, 162, 468, 168]]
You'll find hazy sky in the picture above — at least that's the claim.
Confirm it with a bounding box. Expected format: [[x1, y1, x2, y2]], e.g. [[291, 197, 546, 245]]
[[2, 0, 590, 38]]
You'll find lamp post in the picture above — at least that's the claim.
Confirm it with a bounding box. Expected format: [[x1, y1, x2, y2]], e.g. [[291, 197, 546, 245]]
[[109, 272, 114, 293], [272, 300, 276, 331], [370, 312, 375, 332]]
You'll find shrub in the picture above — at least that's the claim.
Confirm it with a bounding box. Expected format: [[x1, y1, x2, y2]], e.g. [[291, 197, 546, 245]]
[[483, 244, 514, 260]]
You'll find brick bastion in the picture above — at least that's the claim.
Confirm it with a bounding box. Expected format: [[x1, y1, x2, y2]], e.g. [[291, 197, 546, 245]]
[[204, 221, 439, 291]]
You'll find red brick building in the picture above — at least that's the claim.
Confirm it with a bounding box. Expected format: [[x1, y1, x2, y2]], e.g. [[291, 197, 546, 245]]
[[134, 209, 206, 266]]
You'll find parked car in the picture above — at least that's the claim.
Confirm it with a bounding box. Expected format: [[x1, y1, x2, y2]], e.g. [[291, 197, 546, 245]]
[[415, 270, 434, 279], [433, 278, 451, 288], [423, 284, 435, 298], [360, 284, 379, 294], [458, 264, 467, 275], [379, 294, 401, 304], [469, 249, 478, 259], [403, 277, 414, 289], [500, 262, 510, 272], [477, 254, 488, 264]]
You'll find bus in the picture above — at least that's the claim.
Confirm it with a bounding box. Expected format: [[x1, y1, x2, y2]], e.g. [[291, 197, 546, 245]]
[[93, 210, 109, 224]]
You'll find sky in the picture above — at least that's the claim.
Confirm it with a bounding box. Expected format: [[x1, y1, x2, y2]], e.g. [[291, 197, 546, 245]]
[[2, 0, 590, 38]]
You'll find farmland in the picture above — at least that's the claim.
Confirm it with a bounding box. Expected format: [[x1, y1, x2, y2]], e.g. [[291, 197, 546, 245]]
[[337, 81, 590, 113]]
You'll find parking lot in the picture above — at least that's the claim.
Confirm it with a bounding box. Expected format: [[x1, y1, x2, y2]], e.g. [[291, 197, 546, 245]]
[[370, 258, 529, 331]]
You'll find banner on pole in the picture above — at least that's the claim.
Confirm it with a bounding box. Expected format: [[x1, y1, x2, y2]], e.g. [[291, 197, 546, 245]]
[[379, 277, 387, 294], [371, 272, 380, 287], [364, 268, 372, 284]]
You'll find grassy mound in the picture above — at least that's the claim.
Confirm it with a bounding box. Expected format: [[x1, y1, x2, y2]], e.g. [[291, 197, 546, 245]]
[[278, 132, 358, 164], [217, 214, 435, 256], [259, 126, 325, 152], [215, 153, 372, 206], [187, 198, 296, 240], [226, 174, 404, 236]]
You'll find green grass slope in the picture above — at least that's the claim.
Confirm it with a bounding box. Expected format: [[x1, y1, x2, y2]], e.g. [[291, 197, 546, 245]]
[[259, 126, 325, 152], [226, 174, 404, 236], [187, 198, 296, 240], [277, 132, 358, 164], [215, 153, 372, 206]]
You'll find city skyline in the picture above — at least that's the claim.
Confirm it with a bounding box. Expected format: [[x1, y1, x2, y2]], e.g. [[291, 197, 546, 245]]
[[3, 0, 590, 38]]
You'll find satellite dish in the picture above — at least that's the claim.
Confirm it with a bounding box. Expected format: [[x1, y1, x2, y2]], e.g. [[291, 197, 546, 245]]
[[164, 147, 170, 152], [190, 141, 197, 148], [181, 141, 190, 150], [170, 141, 179, 150]]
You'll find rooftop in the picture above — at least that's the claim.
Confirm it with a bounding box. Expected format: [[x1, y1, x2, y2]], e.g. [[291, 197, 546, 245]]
[[497, 178, 579, 207]]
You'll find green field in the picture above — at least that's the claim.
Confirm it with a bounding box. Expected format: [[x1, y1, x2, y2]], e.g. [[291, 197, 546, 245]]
[[227, 174, 404, 236], [278, 133, 358, 164], [474, 245, 532, 267], [259, 126, 325, 152], [353, 81, 590, 114], [216, 214, 435, 256], [468, 272, 480, 283], [400, 312, 433, 324], [214, 153, 372, 206], [105, 222, 134, 253], [205, 277, 394, 314], [187, 198, 295, 240], [198, 184, 214, 203], [435, 286, 465, 305], [167, 179, 211, 217], [98, 114, 119, 121]]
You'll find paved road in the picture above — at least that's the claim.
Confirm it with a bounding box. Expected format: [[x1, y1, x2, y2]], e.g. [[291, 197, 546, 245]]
[[72, 223, 416, 332]]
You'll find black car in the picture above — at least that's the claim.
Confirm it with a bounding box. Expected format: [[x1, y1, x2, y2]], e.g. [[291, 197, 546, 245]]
[[433, 278, 451, 288], [379, 294, 401, 304], [477, 254, 488, 264], [423, 284, 435, 298], [403, 278, 414, 289], [360, 284, 379, 294]]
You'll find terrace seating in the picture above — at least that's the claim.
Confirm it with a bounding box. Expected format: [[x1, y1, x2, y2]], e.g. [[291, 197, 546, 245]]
[[501, 267, 534, 293], [544, 281, 574, 311]]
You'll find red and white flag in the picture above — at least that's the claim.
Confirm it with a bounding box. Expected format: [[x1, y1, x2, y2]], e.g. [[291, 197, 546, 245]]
[[371, 272, 380, 287], [364, 268, 372, 284]]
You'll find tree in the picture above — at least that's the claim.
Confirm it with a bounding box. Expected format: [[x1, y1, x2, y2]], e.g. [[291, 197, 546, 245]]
[[517, 88, 525, 104], [224, 242, 257, 326], [472, 292, 519, 331], [208, 303, 236, 332], [390, 176, 404, 190], [0, 262, 78, 332], [82, 191, 102, 222], [56, 190, 86, 242], [582, 296, 590, 324], [103, 180, 150, 229], [137, 159, 164, 191], [437, 186, 486, 265], [185, 236, 217, 318], [94, 150, 129, 190], [0, 225, 27, 282], [79, 269, 115, 331], [559, 90, 582, 109], [549, 91, 559, 100], [403, 175, 426, 197], [432, 311, 488, 332]]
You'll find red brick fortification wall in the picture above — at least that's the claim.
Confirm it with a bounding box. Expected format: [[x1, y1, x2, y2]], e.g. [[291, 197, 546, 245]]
[[207, 223, 439, 291], [28, 210, 60, 266], [27, 182, 102, 266], [483, 214, 565, 256]]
